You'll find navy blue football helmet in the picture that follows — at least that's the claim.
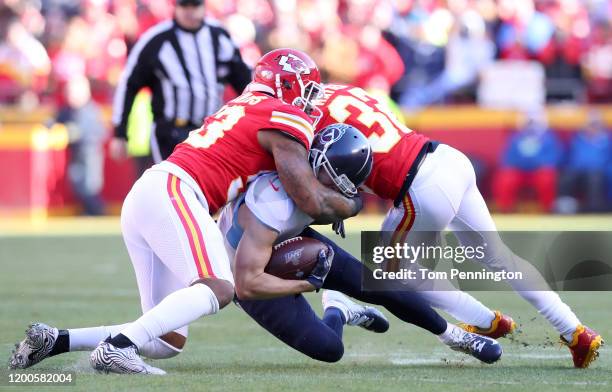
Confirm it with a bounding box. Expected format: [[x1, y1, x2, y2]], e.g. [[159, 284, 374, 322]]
[[309, 123, 373, 197]]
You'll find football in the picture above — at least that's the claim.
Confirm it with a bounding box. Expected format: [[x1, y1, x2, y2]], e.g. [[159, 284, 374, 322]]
[[265, 236, 329, 280]]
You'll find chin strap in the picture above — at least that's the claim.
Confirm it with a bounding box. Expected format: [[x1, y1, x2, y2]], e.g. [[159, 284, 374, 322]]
[[245, 82, 276, 97], [274, 74, 283, 101]]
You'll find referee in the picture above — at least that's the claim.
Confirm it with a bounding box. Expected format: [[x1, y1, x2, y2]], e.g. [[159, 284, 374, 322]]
[[110, 0, 251, 163]]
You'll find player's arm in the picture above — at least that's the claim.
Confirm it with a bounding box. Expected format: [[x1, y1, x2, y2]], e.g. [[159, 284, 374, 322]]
[[258, 131, 362, 224], [233, 206, 316, 300]]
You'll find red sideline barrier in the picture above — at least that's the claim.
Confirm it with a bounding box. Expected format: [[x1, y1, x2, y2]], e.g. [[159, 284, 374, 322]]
[[0, 125, 69, 218], [0, 124, 135, 218]]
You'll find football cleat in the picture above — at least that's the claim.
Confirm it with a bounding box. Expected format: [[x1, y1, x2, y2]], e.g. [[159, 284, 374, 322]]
[[322, 290, 389, 333], [441, 324, 502, 364], [561, 325, 603, 368], [90, 338, 166, 375], [459, 311, 516, 339], [8, 323, 58, 369]]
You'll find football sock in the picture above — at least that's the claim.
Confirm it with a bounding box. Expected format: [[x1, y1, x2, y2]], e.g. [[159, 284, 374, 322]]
[[516, 290, 580, 342], [420, 290, 496, 330], [48, 330, 70, 356], [479, 240, 580, 339], [322, 307, 345, 340], [437, 322, 460, 345], [65, 323, 131, 352], [108, 333, 135, 349], [120, 283, 219, 348]]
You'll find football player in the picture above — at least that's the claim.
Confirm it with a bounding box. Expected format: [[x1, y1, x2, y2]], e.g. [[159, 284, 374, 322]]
[[218, 123, 503, 364], [8, 49, 361, 375], [309, 84, 603, 368]]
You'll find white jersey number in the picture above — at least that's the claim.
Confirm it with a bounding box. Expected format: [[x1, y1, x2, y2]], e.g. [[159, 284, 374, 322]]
[[184, 105, 246, 149], [327, 87, 409, 153]]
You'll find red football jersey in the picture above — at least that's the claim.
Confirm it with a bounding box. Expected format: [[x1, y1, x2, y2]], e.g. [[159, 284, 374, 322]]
[[317, 84, 430, 200], [168, 91, 314, 214]]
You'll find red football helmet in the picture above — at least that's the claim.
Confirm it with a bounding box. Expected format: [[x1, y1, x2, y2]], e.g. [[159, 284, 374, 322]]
[[252, 48, 324, 125]]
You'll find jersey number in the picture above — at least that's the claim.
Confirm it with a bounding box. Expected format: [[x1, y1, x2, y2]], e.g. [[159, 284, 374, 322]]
[[226, 172, 267, 206], [184, 105, 246, 149], [327, 88, 408, 153]]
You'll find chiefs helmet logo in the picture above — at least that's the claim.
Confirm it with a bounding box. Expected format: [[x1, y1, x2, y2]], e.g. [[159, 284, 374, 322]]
[[277, 54, 311, 75], [319, 125, 346, 145]]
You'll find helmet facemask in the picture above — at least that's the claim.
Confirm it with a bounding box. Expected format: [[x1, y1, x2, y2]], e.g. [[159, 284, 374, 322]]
[[293, 76, 324, 127], [309, 128, 359, 198], [275, 72, 324, 127]]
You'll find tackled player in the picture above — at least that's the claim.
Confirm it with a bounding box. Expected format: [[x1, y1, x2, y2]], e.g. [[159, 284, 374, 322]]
[[218, 123, 503, 364]]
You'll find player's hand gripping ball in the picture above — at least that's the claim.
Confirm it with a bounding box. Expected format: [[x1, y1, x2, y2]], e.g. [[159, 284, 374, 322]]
[[265, 237, 333, 286]]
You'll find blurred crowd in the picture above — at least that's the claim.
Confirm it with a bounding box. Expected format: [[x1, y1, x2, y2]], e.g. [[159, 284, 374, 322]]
[[1, 0, 611, 108], [0, 0, 611, 214], [494, 109, 612, 214]]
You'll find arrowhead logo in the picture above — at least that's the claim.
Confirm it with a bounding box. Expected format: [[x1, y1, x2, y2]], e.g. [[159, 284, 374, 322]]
[[278, 54, 310, 74]]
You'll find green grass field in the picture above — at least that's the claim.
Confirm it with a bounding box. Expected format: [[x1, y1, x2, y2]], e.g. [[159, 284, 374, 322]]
[[0, 216, 610, 391]]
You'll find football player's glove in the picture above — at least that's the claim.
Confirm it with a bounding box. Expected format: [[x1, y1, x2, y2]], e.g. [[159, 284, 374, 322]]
[[332, 220, 345, 238], [307, 247, 335, 291]]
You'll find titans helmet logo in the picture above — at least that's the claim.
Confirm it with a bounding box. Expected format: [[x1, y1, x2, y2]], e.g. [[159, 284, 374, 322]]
[[319, 124, 346, 144]]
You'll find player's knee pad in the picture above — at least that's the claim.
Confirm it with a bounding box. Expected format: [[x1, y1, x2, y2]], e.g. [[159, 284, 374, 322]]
[[140, 337, 184, 359]]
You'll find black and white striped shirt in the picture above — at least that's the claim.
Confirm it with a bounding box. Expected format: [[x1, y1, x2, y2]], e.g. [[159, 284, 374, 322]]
[[112, 18, 251, 159]]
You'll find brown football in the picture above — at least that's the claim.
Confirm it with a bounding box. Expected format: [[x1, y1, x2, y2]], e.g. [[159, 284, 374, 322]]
[[265, 236, 329, 280]]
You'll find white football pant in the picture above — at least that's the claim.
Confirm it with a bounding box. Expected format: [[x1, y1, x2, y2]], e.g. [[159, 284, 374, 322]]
[[382, 144, 580, 337], [120, 163, 234, 343]]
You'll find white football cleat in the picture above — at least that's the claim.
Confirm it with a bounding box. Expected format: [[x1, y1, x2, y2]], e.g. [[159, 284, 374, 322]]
[[439, 323, 502, 364], [8, 323, 58, 369], [90, 339, 166, 375], [322, 290, 389, 333]]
